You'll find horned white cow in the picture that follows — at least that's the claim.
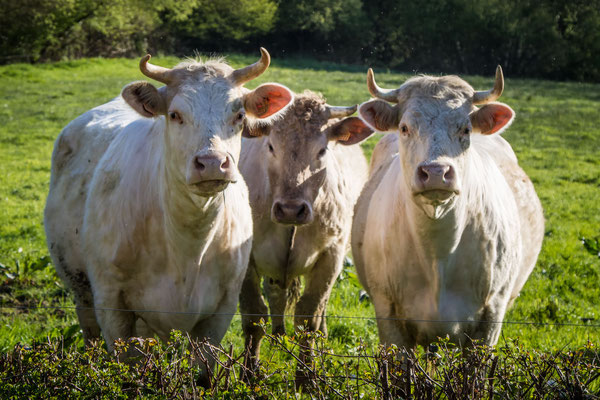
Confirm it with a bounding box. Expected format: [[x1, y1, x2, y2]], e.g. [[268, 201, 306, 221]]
[[238, 91, 374, 372], [44, 49, 293, 376], [352, 67, 544, 347]]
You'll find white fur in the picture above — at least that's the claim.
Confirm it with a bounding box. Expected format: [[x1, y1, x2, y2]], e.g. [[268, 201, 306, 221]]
[[45, 84, 253, 359], [353, 90, 544, 347]]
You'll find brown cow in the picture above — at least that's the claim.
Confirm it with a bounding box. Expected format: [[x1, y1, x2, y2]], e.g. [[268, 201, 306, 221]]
[[238, 91, 374, 377]]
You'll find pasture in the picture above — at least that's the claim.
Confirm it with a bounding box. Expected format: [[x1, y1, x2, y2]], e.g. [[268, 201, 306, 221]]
[[0, 53, 599, 365]]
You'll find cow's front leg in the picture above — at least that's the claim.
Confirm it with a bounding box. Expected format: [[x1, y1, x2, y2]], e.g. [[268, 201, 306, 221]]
[[264, 276, 301, 336], [92, 284, 137, 358], [239, 257, 268, 375], [190, 293, 239, 388], [293, 246, 344, 387], [263, 277, 287, 336]]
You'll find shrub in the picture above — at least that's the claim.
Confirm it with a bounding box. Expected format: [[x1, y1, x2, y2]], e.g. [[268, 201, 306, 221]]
[[1, 331, 598, 398]]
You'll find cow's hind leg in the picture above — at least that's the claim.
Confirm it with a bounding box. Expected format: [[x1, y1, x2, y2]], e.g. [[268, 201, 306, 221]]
[[52, 250, 101, 345], [72, 286, 101, 345], [239, 258, 268, 375]]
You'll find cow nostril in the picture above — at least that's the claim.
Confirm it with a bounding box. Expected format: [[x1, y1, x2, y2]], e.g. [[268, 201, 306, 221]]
[[194, 156, 205, 171], [296, 204, 307, 219], [221, 157, 230, 171], [418, 166, 429, 183], [274, 203, 284, 219], [444, 166, 455, 182]]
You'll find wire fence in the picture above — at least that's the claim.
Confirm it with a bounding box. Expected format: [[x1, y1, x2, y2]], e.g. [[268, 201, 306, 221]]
[[1, 303, 599, 329]]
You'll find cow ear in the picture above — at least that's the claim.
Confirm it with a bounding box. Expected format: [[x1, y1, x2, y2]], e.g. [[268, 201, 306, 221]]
[[358, 99, 400, 132], [470, 102, 515, 135], [242, 120, 271, 138], [327, 117, 374, 145], [244, 83, 293, 119], [122, 81, 167, 117]]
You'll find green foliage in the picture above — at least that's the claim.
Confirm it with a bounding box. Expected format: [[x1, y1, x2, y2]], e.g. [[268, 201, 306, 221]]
[[581, 236, 600, 258], [363, 0, 600, 81], [179, 0, 277, 41], [2, 0, 598, 81], [0, 333, 598, 398]]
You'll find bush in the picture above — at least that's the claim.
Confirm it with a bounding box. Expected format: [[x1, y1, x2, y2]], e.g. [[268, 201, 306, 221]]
[[1, 331, 598, 398], [1, 0, 599, 81]]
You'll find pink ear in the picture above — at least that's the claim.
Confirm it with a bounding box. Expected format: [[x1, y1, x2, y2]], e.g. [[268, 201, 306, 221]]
[[245, 83, 293, 119], [471, 103, 515, 135], [329, 117, 374, 145]]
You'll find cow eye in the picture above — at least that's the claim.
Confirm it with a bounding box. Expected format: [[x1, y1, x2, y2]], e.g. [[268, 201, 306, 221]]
[[235, 110, 245, 123], [317, 148, 327, 158], [169, 111, 183, 124], [268, 143, 274, 153], [462, 127, 471, 135], [400, 124, 409, 135]]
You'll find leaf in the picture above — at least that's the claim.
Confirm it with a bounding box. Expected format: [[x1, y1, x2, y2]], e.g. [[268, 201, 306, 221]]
[[580, 236, 600, 258]]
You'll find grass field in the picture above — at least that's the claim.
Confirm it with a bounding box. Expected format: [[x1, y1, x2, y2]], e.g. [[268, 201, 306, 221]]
[[0, 54, 599, 357]]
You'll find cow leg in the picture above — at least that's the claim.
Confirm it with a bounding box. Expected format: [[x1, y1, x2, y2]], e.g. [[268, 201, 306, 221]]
[[49, 244, 101, 345], [190, 292, 239, 388], [264, 278, 287, 336], [58, 266, 101, 345], [72, 289, 101, 345], [370, 292, 411, 348], [293, 246, 344, 388], [92, 284, 136, 357], [239, 257, 268, 374], [476, 300, 508, 346]]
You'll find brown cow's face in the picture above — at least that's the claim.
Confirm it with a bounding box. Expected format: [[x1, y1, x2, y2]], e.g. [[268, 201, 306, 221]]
[[265, 116, 329, 225], [245, 93, 373, 225]]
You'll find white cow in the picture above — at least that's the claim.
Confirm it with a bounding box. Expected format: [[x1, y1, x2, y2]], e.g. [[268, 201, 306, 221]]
[[352, 67, 544, 347], [44, 49, 293, 378]]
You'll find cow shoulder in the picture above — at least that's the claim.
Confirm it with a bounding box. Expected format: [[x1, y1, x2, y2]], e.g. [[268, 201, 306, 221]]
[[239, 136, 272, 214], [369, 133, 398, 175], [351, 147, 397, 289]]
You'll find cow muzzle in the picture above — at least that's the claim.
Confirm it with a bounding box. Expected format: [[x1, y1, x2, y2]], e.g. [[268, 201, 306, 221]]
[[271, 199, 314, 226], [187, 151, 237, 195], [413, 161, 459, 202]]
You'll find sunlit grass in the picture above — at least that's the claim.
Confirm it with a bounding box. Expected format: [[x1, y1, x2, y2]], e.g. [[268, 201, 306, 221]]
[[0, 55, 598, 353]]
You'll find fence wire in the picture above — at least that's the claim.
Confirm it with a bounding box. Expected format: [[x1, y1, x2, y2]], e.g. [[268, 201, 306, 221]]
[[1, 304, 599, 329]]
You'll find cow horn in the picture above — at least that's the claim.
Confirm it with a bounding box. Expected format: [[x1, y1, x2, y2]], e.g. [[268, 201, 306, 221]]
[[367, 68, 401, 103], [326, 104, 357, 119], [230, 47, 270, 86], [472, 65, 504, 105], [140, 54, 174, 85]]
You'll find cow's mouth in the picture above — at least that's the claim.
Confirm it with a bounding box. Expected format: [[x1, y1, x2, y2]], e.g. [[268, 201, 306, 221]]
[[414, 189, 458, 202], [192, 179, 235, 195]]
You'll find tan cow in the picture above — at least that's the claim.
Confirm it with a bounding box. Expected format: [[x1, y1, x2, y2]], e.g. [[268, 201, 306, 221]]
[[44, 49, 293, 383], [238, 91, 374, 372], [352, 67, 544, 347]]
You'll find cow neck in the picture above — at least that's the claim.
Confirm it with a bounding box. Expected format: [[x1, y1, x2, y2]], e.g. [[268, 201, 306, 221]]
[[396, 164, 468, 263], [159, 145, 225, 272]]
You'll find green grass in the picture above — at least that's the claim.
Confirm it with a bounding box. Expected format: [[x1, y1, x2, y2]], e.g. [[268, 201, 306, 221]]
[[0, 55, 599, 355]]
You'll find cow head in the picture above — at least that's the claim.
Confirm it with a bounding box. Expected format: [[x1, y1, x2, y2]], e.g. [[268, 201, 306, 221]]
[[244, 91, 373, 225], [358, 67, 515, 219], [121, 48, 293, 197]]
